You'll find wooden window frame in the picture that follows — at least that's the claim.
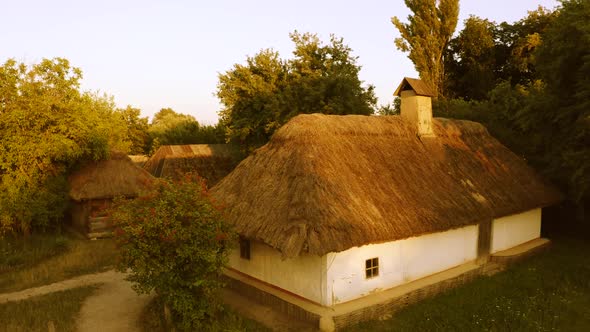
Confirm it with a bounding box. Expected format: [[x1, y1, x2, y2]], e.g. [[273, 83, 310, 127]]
[[365, 257, 379, 279], [239, 236, 251, 260]]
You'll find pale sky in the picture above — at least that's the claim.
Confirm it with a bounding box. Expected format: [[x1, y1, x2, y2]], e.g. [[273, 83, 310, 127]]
[[0, 0, 559, 124]]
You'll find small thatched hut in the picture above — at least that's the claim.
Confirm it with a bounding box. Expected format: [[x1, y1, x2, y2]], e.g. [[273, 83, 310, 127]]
[[143, 144, 240, 187], [211, 78, 561, 317], [68, 152, 154, 238]]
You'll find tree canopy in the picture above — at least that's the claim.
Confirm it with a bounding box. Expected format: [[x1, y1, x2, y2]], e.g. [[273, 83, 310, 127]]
[[392, 0, 459, 98], [110, 175, 233, 329], [147, 108, 226, 154], [444, 7, 557, 100], [217, 31, 376, 150], [0, 58, 130, 234], [435, 0, 590, 228]]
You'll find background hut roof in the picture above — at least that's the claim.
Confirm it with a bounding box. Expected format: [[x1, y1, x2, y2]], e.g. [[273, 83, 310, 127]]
[[211, 114, 561, 258], [128, 155, 149, 168], [69, 152, 154, 201], [143, 144, 240, 187], [394, 77, 435, 97]]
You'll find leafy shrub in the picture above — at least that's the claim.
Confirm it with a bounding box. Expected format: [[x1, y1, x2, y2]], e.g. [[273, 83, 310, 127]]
[[109, 175, 234, 330]]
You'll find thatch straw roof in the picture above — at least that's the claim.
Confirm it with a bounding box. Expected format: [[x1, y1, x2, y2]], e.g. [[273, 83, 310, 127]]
[[143, 144, 240, 187], [211, 114, 561, 258], [69, 152, 154, 201], [394, 77, 434, 97], [128, 155, 149, 168]]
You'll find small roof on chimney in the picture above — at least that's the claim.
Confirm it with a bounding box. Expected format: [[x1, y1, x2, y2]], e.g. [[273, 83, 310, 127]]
[[394, 77, 435, 97]]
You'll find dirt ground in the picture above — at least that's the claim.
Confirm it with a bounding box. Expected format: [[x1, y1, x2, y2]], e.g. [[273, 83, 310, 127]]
[[0, 270, 312, 332]]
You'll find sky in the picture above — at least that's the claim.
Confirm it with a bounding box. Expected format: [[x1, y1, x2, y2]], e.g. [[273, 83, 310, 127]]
[[1, 0, 559, 125]]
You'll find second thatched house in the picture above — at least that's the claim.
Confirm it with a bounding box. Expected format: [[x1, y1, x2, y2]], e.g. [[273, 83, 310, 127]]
[[68, 152, 154, 238], [143, 144, 240, 187], [211, 78, 561, 330]]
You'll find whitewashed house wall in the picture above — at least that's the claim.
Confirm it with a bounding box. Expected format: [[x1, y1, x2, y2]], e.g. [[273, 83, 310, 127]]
[[491, 208, 542, 254], [324, 224, 478, 305]]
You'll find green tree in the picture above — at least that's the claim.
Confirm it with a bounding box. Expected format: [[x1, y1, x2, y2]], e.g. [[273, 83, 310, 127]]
[[534, 0, 590, 206], [217, 31, 376, 150], [445, 16, 497, 100], [118, 106, 149, 155], [109, 175, 234, 330], [392, 0, 460, 98], [436, 0, 590, 227], [444, 6, 557, 101], [148, 108, 200, 149], [0, 58, 129, 234]]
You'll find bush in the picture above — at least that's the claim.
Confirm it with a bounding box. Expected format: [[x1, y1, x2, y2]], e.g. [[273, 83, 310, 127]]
[[109, 175, 234, 330]]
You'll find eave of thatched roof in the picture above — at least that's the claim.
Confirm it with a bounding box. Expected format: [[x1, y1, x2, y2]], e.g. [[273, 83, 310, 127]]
[[211, 114, 561, 258], [143, 144, 240, 187], [68, 152, 154, 201]]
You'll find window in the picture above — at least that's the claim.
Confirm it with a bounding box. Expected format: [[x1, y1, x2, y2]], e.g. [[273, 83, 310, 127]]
[[239, 236, 251, 260], [365, 257, 379, 279]]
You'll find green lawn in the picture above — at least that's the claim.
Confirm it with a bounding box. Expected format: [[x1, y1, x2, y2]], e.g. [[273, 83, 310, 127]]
[[345, 237, 590, 332], [0, 232, 117, 293], [0, 286, 98, 332]]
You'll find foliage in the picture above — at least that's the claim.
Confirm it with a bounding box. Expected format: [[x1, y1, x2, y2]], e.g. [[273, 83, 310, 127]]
[[392, 0, 459, 98], [0, 58, 130, 235], [148, 108, 200, 147], [445, 16, 497, 100], [344, 238, 590, 332], [118, 106, 150, 154], [109, 175, 234, 330], [438, 1, 589, 226], [146, 108, 226, 154], [445, 7, 557, 100], [533, 0, 590, 204], [217, 31, 376, 151], [377, 98, 400, 116], [0, 286, 98, 332]]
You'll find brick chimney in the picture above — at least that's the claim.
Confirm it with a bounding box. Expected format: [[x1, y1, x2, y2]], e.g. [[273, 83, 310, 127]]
[[394, 77, 435, 137]]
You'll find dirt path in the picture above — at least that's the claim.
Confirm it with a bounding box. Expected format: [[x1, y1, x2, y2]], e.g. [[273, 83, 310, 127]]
[[0, 270, 153, 332], [0, 270, 118, 304], [1, 270, 311, 332], [75, 272, 154, 332]]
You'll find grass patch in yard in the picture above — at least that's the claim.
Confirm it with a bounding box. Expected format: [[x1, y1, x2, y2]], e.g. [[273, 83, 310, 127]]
[[141, 295, 271, 332], [344, 237, 590, 332], [0, 285, 97, 332], [0, 232, 117, 293]]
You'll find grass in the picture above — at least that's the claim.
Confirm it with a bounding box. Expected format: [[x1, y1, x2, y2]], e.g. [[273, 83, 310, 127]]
[[0, 232, 117, 293], [140, 296, 271, 332], [0, 285, 98, 332], [344, 237, 590, 332]]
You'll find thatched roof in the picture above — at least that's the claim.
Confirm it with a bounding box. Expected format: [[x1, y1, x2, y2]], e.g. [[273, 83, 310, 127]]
[[69, 152, 154, 201], [211, 114, 561, 258], [394, 77, 435, 97], [143, 144, 240, 187], [128, 155, 149, 168]]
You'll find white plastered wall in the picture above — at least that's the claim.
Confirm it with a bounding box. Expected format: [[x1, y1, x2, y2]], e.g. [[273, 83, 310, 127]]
[[325, 225, 478, 305], [228, 240, 327, 305], [491, 208, 541, 254]]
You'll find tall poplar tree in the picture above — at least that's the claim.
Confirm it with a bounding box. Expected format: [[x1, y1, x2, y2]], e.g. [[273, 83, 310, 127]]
[[392, 0, 459, 98]]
